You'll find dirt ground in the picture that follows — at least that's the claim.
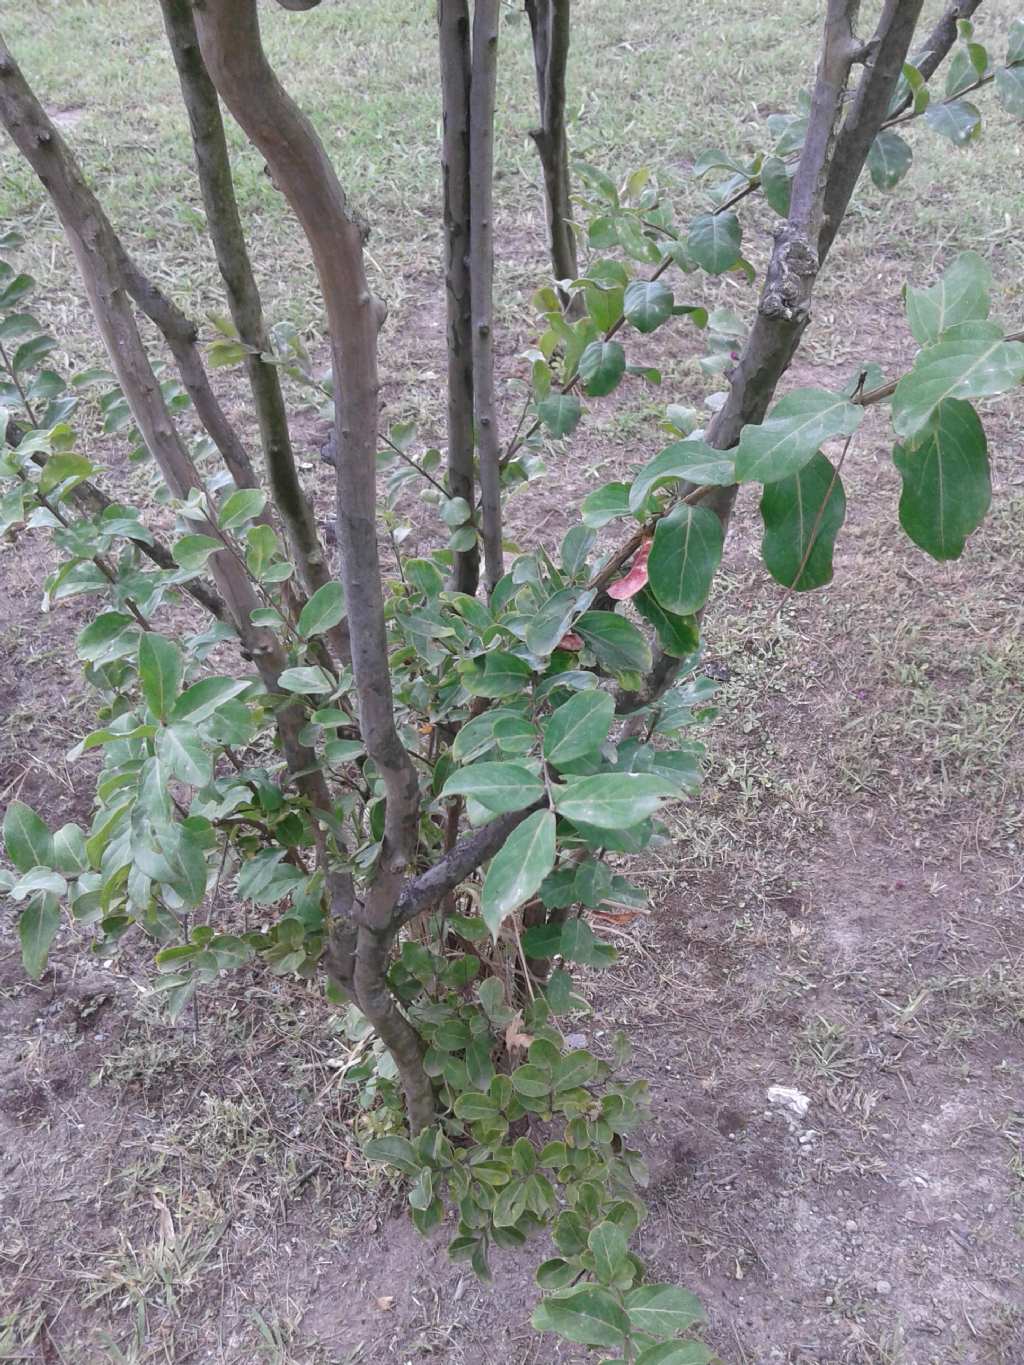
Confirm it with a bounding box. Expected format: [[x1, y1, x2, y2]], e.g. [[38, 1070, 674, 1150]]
[[2, 100, 1024, 1365]]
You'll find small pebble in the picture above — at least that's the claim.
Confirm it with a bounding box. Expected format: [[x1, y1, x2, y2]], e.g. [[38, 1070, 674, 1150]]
[[845, 1220, 858, 1232], [876, 1279, 892, 1295]]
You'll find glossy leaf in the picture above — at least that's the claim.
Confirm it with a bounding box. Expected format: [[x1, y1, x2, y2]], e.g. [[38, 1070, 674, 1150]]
[[297, 581, 346, 637], [156, 723, 213, 787], [629, 441, 735, 513], [579, 341, 626, 397], [589, 1221, 630, 1284], [543, 689, 615, 767], [1009, 17, 1024, 64], [734, 388, 862, 484], [138, 633, 182, 721], [760, 451, 847, 591], [634, 588, 700, 658], [440, 762, 544, 815], [481, 811, 556, 939], [464, 651, 534, 698], [575, 611, 652, 677], [625, 1284, 706, 1336], [537, 393, 582, 439], [4, 800, 53, 874], [582, 483, 632, 528], [891, 325, 1024, 437], [760, 156, 792, 215], [995, 64, 1024, 119], [19, 893, 60, 981], [687, 212, 741, 275], [636, 1343, 714, 1365], [531, 1286, 630, 1348], [553, 774, 677, 828], [924, 98, 981, 145], [172, 534, 223, 571], [623, 279, 674, 333], [170, 677, 250, 726], [867, 130, 913, 190], [905, 251, 990, 346], [892, 397, 990, 560], [218, 487, 267, 530], [647, 504, 723, 615]]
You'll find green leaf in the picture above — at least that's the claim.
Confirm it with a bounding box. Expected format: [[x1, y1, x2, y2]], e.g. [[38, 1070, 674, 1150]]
[[37, 452, 93, 496], [575, 611, 652, 677], [543, 689, 615, 767], [687, 212, 741, 275], [441, 762, 544, 815], [138, 633, 183, 721], [905, 251, 991, 346], [589, 1221, 630, 1285], [453, 1091, 499, 1121], [892, 397, 990, 560], [582, 482, 632, 528], [636, 1344, 713, 1365], [623, 279, 674, 334], [760, 155, 792, 215], [173, 534, 223, 572], [554, 774, 677, 829], [1008, 17, 1024, 64], [867, 130, 913, 190], [536, 1259, 577, 1291], [277, 666, 335, 694], [481, 810, 556, 939], [19, 893, 61, 980], [218, 487, 267, 530], [525, 587, 591, 657], [995, 65, 1024, 119], [464, 650, 534, 699], [531, 1286, 630, 1348], [4, 800, 54, 873], [579, 341, 626, 397], [9, 868, 67, 901], [537, 393, 583, 439], [510, 1064, 553, 1099], [297, 581, 346, 638], [156, 723, 213, 787], [891, 325, 1024, 438], [76, 612, 138, 664], [170, 677, 250, 725], [629, 441, 735, 513], [760, 451, 847, 591], [52, 824, 89, 875], [924, 98, 981, 145], [734, 388, 862, 484], [441, 496, 472, 528], [364, 1135, 421, 1176], [246, 523, 279, 577], [405, 558, 445, 598], [647, 504, 723, 616], [633, 588, 699, 659], [625, 1285, 706, 1337], [561, 524, 597, 576]]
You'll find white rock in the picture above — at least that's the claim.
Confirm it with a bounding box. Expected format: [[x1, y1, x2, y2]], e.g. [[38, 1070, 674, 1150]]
[[767, 1084, 811, 1117]]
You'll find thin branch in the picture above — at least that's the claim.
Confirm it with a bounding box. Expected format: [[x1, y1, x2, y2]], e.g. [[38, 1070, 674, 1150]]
[[438, 0, 479, 596], [469, 0, 504, 593], [526, 0, 579, 302], [820, 0, 928, 260], [897, 0, 986, 101], [157, 0, 348, 664], [192, 0, 419, 908], [394, 803, 545, 930]]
